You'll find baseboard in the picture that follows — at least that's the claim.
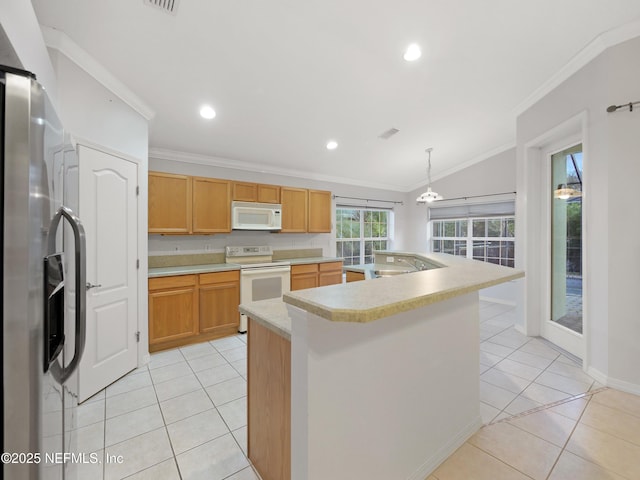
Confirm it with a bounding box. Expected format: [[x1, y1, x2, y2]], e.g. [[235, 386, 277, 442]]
[[479, 296, 516, 306], [513, 324, 527, 336], [406, 416, 482, 480], [586, 366, 608, 385], [141, 352, 151, 367], [586, 366, 640, 396]]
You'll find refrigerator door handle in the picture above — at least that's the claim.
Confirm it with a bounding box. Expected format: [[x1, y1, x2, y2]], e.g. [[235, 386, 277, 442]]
[[47, 206, 87, 384]]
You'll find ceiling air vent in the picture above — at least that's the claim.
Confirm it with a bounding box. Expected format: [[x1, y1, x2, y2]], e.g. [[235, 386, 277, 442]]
[[378, 128, 400, 140], [143, 0, 180, 15]]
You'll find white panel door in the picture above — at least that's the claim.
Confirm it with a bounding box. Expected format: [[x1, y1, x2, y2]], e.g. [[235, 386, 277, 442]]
[[77, 145, 138, 402]]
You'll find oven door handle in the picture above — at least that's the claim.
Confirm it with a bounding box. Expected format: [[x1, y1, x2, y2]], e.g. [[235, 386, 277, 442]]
[[240, 266, 291, 276]]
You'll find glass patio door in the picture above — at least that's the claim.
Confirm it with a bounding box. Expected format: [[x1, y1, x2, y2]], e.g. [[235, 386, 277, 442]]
[[545, 144, 583, 357]]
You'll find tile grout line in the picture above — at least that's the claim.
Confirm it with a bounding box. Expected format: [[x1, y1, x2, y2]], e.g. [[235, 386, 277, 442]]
[[490, 387, 608, 425], [543, 386, 597, 480], [479, 310, 596, 422]]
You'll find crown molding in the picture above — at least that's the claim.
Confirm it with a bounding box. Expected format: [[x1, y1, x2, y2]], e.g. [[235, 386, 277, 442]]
[[148, 147, 408, 192], [514, 19, 640, 117], [405, 142, 516, 193], [40, 25, 155, 121]]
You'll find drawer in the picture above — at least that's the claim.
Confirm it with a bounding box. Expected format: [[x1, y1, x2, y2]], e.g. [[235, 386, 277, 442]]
[[200, 270, 240, 285], [319, 261, 342, 272], [149, 274, 197, 291], [291, 263, 318, 275]]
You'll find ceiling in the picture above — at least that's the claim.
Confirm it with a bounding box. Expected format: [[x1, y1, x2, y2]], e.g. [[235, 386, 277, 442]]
[[32, 0, 640, 191]]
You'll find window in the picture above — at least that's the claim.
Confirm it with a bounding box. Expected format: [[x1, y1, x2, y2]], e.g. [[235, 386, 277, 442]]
[[431, 216, 515, 267], [336, 207, 391, 265]]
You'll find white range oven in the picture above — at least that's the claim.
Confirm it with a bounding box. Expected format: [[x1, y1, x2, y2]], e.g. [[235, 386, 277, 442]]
[[225, 246, 291, 333]]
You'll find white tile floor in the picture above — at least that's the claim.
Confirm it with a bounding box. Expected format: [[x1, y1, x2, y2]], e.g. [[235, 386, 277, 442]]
[[477, 300, 599, 425], [70, 335, 257, 480], [72, 300, 598, 479]]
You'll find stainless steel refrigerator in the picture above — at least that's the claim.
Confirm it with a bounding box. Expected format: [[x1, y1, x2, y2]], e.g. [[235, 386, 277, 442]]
[[2, 65, 87, 479]]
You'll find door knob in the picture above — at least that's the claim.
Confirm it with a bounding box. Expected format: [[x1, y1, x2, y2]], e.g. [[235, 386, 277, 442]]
[[86, 282, 102, 290]]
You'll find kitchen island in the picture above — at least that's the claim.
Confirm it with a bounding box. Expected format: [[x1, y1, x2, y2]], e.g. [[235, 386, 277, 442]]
[[240, 253, 523, 480]]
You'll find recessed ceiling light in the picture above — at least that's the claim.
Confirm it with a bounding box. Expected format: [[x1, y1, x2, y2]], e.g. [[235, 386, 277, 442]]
[[326, 140, 338, 150], [403, 44, 421, 62], [199, 105, 216, 119]]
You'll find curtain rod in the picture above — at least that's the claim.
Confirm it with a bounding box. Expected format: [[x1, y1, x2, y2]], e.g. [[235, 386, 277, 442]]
[[332, 195, 404, 205], [433, 191, 516, 203], [606, 100, 640, 113]]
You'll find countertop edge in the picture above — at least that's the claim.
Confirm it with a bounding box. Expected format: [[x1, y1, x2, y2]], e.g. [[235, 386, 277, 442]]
[[239, 299, 291, 340], [148, 256, 342, 278], [283, 254, 524, 323]]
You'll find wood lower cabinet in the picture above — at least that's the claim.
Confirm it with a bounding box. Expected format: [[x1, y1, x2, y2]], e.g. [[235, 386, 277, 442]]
[[199, 271, 240, 337], [148, 172, 192, 234], [291, 261, 343, 291], [346, 271, 366, 282], [308, 189, 332, 233], [148, 271, 240, 352], [148, 275, 198, 349], [248, 318, 291, 480], [318, 261, 343, 286], [291, 263, 319, 291]]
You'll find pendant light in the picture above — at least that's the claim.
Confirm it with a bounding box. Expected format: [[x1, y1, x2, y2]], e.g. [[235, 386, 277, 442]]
[[553, 183, 582, 200], [416, 148, 443, 204]]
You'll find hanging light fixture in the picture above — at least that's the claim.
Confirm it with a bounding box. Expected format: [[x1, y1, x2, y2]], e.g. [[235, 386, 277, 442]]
[[553, 183, 582, 200], [416, 148, 443, 204]]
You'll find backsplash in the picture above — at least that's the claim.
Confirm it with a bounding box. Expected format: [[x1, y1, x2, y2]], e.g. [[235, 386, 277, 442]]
[[148, 231, 333, 257], [272, 248, 322, 260], [148, 253, 225, 268]]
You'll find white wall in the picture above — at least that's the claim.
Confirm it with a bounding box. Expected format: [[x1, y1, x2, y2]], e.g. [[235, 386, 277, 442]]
[[402, 148, 518, 303], [403, 147, 517, 253], [149, 157, 408, 256], [46, 47, 151, 367], [0, 0, 57, 105], [517, 36, 640, 392]]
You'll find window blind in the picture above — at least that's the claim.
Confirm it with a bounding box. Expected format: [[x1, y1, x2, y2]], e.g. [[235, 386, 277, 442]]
[[428, 200, 515, 220]]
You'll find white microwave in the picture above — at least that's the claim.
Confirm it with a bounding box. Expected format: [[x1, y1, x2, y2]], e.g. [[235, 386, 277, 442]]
[[231, 201, 282, 230]]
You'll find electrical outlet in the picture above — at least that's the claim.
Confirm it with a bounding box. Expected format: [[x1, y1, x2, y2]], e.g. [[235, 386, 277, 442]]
[[387, 256, 394, 262]]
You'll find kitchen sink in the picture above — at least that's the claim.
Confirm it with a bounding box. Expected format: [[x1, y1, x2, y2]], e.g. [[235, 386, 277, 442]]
[[373, 269, 415, 278]]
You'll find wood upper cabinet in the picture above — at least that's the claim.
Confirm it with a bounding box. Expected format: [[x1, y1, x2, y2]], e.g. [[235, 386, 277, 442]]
[[149, 171, 329, 234], [148, 172, 192, 234], [148, 275, 198, 350], [199, 271, 240, 336], [232, 181, 281, 204], [308, 189, 332, 233], [232, 181, 258, 202], [280, 187, 308, 233], [257, 184, 280, 203], [192, 177, 231, 233]]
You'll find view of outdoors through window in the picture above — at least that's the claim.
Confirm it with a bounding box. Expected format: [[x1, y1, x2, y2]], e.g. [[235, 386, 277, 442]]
[[336, 208, 390, 265], [551, 145, 583, 334], [431, 216, 515, 267]]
